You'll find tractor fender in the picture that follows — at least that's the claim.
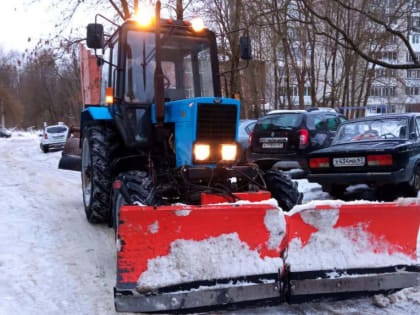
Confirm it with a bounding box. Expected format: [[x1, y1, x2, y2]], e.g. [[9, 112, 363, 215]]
[[80, 106, 113, 140]]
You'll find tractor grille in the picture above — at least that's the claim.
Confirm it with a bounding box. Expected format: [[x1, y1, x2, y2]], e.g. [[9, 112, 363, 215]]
[[196, 103, 237, 141]]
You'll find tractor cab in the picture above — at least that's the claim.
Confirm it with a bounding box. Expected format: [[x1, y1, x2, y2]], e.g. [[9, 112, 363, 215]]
[[97, 18, 221, 106]]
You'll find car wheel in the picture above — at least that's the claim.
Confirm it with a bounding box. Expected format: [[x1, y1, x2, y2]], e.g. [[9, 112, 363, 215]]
[[41, 145, 48, 153], [406, 166, 420, 197]]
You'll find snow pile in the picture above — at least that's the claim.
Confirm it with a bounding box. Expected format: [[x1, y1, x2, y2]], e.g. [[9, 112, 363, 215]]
[[148, 221, 159, 234], [9, 129, 42, 139], [210, 198, 279, 208], [175, 209, 191, 216], [287, 209, 415, 272], [137, 233, 283, 292], [396, 197, 420, 206], [289, 199, 378, 215], [373, 287, 420, 308], [264, 210, 286, 250]]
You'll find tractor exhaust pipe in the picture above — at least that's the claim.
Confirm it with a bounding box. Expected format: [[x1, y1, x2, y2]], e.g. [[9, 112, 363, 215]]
[[154, 0, 165, 123]]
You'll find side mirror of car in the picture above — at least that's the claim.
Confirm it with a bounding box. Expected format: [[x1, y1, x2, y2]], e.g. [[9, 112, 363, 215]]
[[240, 36, 252, 60], [87, 23, 104, 49], [410, 132, 417, 139]]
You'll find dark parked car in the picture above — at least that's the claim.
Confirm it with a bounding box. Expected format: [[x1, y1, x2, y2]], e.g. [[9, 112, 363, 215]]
[[249, 108, 346, 173], [0, 127, 11, 138], [307, 113, 420, 199]]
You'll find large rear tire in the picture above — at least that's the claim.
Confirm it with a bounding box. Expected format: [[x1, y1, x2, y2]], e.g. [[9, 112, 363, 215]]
[[81, 124, 118, 224], [112, 171, 160, 233], [264, 170, 302, 211]]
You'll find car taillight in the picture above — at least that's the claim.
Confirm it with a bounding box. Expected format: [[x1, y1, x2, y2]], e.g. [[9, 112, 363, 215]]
[[299, 129, 309, 146], [367, 154, 393, 166], [44, 133, 48, 139], [248, 130, 253, 146], [309, 157, 330, 168]]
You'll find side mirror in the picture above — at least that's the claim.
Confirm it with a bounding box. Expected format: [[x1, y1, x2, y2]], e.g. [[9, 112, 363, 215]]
[[240, 36, 252, 60], [87, 23, 104, 49], [410, 132, 417, 139]]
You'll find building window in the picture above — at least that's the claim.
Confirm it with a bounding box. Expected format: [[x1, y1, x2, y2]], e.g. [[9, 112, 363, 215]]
[[406, 87, 420, 95], [375, 68, 396, 78], [406, 51, 420, 62], [369, 86, 396, 97], [407, 69, 420, 79], [412, 17, 420, 28], [378, 51, 397, 60], [413, 35, 420, 44], [279, 86, 310, 97]]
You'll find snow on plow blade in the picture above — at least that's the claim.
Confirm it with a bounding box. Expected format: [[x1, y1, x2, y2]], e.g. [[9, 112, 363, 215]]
[[115, 200, 286, 312], [285, 201, 420, 303], [115, 199, 420, 312]]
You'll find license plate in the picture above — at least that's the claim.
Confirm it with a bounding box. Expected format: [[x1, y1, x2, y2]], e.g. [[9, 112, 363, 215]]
[[262, 143, 284, 149], [333, 157, 365, 167]]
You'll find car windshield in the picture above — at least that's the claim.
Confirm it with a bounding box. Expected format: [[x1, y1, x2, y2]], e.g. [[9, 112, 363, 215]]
[[46, 126, 67, 133], [255, 113, 303, 131], [334, 118, 408, 144], [124, 30, 214, 103]]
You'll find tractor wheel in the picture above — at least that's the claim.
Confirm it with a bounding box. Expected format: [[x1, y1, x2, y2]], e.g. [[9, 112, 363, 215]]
[[263, 170, 302, 211], [81, 124, 118, 224], [112, 171, 160, 233]]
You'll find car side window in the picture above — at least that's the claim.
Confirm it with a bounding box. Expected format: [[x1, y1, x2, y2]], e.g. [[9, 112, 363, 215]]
[[416, 117, 420, 136], [245, 122, 256, 134], [325, 115, 338, 131], [307, 114, 324, 131]]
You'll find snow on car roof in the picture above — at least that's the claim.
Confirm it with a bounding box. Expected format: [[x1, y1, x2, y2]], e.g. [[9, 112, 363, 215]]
[[267, 110, 306, 115]]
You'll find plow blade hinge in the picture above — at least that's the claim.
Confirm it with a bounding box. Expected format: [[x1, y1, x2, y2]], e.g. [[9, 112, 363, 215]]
[[115, 283, 280, 313], [290, 271, 420, 296]]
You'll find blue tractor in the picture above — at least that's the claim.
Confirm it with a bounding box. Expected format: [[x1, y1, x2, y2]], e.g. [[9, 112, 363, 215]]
[[59, 2, 301, 228]]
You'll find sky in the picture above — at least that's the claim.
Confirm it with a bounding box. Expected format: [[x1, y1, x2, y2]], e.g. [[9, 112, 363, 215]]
[[0, 1, 97, 53], [0, 1, 54, 52]]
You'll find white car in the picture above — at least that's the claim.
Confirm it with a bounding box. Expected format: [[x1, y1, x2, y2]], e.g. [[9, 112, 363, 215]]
[[40, 124, 69, 153]]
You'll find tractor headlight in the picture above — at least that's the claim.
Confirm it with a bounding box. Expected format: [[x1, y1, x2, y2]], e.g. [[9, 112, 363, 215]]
[[135, 4, 154, 27], [191, 17, 204, 32], [221, 144, 237, 161], [194, 144, 210, 161]]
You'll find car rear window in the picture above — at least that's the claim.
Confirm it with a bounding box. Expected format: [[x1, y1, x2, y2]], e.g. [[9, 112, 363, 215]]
[[334, 118, 408, 144], [46, 126, 67, 133], [255, 113, 303, 131]]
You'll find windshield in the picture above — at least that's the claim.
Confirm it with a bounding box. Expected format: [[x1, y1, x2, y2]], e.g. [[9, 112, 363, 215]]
[[124, 30, 214, 103], [255, 113, 303, 131], [334, 118, 408, 144]]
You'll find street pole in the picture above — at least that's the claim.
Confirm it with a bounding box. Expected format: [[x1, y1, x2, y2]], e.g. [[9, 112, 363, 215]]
[[0, 99, 5, 128]]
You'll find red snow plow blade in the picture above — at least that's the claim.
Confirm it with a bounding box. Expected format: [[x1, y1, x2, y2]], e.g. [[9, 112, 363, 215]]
[[285, 201, 420, 303], [115, 197, 420, 313]]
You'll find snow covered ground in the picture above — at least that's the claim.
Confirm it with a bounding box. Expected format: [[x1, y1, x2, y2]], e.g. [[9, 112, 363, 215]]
[[0, 133, 419, 314]]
